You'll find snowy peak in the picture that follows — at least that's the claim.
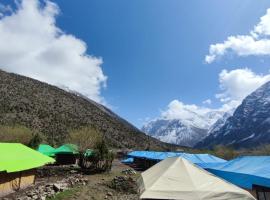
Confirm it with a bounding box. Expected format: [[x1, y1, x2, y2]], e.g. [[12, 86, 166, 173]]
[[142, 119, 208, 147], [196, 81, 270, 149], [142, 109, 226, 147]]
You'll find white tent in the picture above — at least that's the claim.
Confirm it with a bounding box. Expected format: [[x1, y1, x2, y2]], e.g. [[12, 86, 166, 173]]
[[138, 157, 255, 200]]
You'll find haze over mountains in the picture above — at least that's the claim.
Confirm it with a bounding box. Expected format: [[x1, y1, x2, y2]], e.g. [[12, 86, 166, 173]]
[[143, 81, 270, 148]]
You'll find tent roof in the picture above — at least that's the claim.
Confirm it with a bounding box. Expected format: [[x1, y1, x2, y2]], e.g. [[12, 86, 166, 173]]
[[200, 156, 270, 189], [0, 143, 55, 173], [139, 157, 255, 200], [128, 151, 226, 164], [54, 144, 79, 154], [121, 157, 134, 164], [37, 144, 56, 157], [84, 149, 94, 157]]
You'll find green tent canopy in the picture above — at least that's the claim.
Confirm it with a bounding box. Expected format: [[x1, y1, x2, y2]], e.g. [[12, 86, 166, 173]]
[[84, 149, 94, 157], [0, 143, 55, 173], [38, 144, 56, 157], [54, 144, 79, 155]]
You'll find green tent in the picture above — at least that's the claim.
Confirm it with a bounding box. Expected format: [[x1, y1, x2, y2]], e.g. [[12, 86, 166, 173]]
[[84, 149, 94, 157], [54, 144, 79, 155], [0, 143, 55, 173], [37, 144, 56, 157]]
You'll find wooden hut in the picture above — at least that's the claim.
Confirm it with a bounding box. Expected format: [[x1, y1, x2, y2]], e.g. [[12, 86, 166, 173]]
[[0, 143, 55, 197]]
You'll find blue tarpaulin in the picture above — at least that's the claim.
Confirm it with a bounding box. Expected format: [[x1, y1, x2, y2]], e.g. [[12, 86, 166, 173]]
[[200, 156, 270, 189], [121, 158, 134, 164], [127, 151, 226, 164]]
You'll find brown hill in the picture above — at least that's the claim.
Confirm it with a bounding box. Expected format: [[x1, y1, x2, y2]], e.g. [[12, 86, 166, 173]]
[[0, 70, 176, 150]]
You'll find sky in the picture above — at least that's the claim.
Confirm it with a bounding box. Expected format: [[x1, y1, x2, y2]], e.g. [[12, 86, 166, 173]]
[[1, 0, 270, 128]]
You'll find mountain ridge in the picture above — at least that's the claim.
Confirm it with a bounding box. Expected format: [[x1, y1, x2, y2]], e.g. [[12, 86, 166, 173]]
[[0, 69, 176, 150], [142, 110, 226, 147], [196, 81, 270, 149]]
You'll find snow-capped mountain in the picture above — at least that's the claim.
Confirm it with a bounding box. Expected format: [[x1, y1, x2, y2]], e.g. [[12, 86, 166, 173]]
[[196, 81, 270, 149], [207, 112, 233, 136], [142, 110, 226, 147]]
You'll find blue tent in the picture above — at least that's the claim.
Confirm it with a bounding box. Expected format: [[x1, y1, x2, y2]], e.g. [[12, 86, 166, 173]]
[[180, 153, 226, 164], [127, 151, 226, 164], [121, 157, 134, 164], [200, 156, 270, 189], [127, 151, 182, 161]]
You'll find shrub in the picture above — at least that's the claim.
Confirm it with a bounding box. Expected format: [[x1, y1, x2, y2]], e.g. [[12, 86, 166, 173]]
[[67, 127, 102, 151], [213, 145, 238, 160], [28, 133, 45, 149], [79, 140, 114, 172], [0, 125, 33, 145]]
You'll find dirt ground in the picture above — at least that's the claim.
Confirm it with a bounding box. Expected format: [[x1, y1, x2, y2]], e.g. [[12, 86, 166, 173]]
[[5, 160, 140, 200], [60, 160, 140, 200]]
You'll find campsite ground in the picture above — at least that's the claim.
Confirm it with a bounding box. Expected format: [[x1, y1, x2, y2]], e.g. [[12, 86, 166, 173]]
[[4, 160, 139, 200], [51, 160, 140, 200]]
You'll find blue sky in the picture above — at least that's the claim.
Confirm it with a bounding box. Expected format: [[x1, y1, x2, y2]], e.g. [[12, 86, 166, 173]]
[[1, 0, 270, 127]]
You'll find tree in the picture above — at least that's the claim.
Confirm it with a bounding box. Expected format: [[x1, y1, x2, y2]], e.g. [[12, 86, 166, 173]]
[[67, 127, 102, 151], [28, 133, 44, 149], [79, 140, 114, 172]]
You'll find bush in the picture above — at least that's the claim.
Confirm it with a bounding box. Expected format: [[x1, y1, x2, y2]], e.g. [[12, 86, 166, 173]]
[[79, 140, 114, 172], [67, 127, 102, 151], [213, 145, 238, 160], [0, 125, 45, 148], [28, 133, 45, 149], [0, 125, 33, 145]]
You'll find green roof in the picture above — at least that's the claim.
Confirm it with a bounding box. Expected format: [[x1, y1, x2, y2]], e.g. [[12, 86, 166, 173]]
[[84, 149, 94, 157], [37, 144, 56, 157], [0, 143, 55, 173], [54, 144, 79, 155]]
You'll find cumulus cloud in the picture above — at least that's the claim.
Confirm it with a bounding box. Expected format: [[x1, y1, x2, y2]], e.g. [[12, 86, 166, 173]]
[[161, 100, 211, 120], [216, 68, 270, 104], [205, 8, 270, 63], [157, 68, 270, 126], [0, 0, 107, 103], [160, 100, 217, 128]]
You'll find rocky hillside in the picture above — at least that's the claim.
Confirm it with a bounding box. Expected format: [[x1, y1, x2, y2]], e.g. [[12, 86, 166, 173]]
[[0, 70, 174, 150], [196, 81, 270, 149]]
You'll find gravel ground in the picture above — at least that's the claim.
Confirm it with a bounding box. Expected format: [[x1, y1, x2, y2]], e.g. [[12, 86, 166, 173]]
[[3, 160, 140, 200], [62, 160, 140, 200]]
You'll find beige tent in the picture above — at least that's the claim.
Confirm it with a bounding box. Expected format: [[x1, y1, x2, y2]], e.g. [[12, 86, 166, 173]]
[[138, 157, 256, 200]]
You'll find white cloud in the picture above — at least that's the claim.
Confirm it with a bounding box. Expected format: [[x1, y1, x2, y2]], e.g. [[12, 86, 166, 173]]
[[205, 8, 270, 63], [160, 99, 226, 129], [156, 68, 270, 127], [216, 68, 270, 104], [161, 100, 211, 121], [203, 99, 212, 105], [0, 0, 107, 103]]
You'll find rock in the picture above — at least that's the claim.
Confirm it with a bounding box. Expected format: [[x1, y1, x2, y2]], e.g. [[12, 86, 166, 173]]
[[121, 169, 136, 175], [53, 183, 62, 192], [107, 192, 113, 196]]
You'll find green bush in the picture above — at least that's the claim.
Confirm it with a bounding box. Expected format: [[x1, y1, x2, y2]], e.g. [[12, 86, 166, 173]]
[[79, 140, 114, 172]]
